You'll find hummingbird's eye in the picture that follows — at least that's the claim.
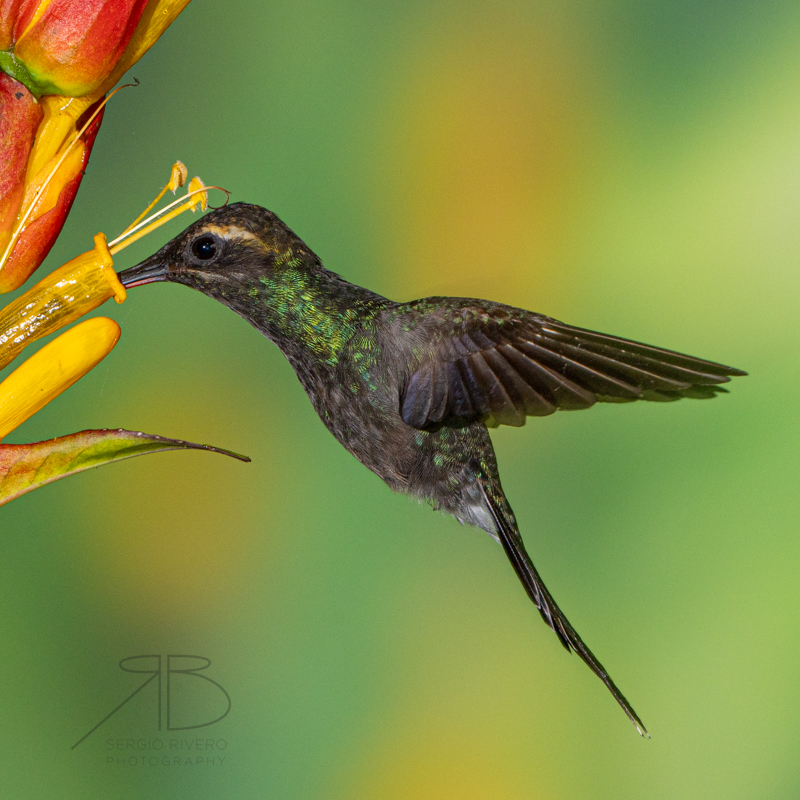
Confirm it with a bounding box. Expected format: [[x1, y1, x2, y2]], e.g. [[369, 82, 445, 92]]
[[192, 236, 217, 260]]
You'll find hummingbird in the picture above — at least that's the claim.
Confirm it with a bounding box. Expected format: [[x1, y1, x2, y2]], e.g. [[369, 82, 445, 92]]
[[119, 203, 745, 737]]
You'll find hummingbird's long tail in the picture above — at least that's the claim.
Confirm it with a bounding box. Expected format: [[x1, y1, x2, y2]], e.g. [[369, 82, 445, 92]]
[[476, 473, 649, 738]]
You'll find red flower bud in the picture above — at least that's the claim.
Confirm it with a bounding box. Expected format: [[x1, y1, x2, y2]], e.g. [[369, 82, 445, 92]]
[[13, 0, 150, 97]]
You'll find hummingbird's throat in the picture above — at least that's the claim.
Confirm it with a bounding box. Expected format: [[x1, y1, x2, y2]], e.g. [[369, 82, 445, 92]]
[[258, 266, 361, 366]]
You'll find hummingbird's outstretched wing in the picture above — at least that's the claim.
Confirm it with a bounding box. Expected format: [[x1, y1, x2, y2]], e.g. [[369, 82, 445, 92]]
[[399, 301, 746, 429], [479, 477, 649, 737]]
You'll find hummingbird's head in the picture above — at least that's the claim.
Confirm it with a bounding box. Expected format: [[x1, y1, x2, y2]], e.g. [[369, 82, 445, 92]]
[[117, 202, 320, 297]]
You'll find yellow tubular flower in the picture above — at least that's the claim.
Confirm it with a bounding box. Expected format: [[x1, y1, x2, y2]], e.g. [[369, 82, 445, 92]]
[[0, 316, 120, 440], [0, 164, 216, 373], [0, 232, 124, 371]]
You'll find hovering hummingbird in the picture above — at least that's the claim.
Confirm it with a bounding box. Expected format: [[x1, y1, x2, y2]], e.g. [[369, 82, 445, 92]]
[[119, 203, 745, 737]]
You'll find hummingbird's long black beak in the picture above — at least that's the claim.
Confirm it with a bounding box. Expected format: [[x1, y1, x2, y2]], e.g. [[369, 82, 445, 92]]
[[117, 252, 171, 288]]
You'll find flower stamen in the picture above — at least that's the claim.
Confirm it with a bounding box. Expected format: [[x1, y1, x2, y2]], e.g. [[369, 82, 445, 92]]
[[120, 160, 188, 237], [109, 177, 227, 255]]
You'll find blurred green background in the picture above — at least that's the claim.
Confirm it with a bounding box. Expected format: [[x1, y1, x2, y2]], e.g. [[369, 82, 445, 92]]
[[1, 1, 798, 797]]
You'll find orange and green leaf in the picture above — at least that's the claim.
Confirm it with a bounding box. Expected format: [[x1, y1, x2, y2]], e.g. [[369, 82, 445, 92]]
[[0, 428, 250, 507]]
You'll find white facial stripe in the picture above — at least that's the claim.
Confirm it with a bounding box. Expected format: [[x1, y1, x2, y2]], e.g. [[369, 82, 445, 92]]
[[202, 224, 261, 244]]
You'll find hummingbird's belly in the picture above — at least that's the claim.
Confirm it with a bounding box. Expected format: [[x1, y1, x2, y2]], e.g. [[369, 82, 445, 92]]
[[290, 352, 498, 526], [308, 383, 419, 491], [314, 383, 495, 514]]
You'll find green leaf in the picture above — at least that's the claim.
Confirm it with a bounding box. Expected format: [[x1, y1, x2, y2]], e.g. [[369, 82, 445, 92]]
[[0, 50, 43, 97], [0, 429, 250, 507]]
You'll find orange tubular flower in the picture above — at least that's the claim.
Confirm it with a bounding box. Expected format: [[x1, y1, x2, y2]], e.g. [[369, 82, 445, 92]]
[[0, 93, 103, 292], [0, 0, 192, 292]]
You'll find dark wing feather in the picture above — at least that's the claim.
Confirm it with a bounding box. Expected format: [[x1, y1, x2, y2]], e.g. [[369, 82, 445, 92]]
[[400, 304, 745, 429]]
